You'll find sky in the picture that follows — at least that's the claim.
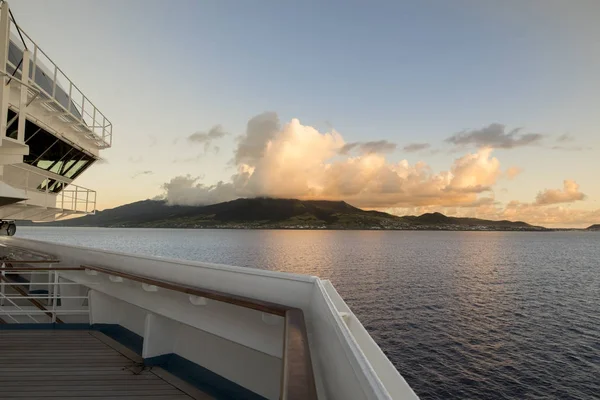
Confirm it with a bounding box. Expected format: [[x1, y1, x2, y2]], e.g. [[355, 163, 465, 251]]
[[12, 0, 600, 227]]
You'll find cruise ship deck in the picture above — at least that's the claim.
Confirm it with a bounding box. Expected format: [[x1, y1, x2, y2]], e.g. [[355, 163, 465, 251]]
[[0, 329, 210, 400]]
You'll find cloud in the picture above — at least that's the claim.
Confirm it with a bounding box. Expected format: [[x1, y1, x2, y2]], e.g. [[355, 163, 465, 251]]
[[163, 113, 502, 208], [233, 112, 280, 166], [162, 175, 236, 205], [535, 180, 586, 205], [132, 170, 153, 179], [446, 123, 544, 149], [403, 143, 431, 153], [188, 125, 228, 152], [339, 140, 397, 155], [556, 133, 575, 143], [505, 166, 522, 180]]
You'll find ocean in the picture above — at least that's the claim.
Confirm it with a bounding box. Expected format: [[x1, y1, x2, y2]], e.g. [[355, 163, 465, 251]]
[[15, 227, 600, 399]]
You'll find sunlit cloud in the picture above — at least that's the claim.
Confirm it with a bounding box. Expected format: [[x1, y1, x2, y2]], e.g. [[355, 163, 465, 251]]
[[535, 180, 585, 205], [505, 166, 522, 180], [163, 113, 501, 208]]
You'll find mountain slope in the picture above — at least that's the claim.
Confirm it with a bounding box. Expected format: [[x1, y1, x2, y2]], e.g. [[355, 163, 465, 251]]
[[35, 198, 547, 231], [587, 224, 600, 231]]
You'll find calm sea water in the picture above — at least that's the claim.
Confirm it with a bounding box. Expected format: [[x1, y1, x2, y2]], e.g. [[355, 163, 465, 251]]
[[15, 227, 600, 400]]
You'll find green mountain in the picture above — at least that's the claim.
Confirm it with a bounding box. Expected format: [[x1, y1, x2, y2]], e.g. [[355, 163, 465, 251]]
[[32, 198, 547, 231]]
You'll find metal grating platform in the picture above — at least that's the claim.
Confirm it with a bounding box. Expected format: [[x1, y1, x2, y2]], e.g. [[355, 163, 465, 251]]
[[0, 330, 212, 399]]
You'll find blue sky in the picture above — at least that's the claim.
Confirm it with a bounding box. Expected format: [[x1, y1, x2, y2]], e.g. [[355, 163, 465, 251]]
[[12, 0, 600, 226]]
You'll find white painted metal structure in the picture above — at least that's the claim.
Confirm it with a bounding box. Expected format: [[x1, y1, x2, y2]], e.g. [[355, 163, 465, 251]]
[[0, 237, 419, 400], [0, 1, 108, 224]]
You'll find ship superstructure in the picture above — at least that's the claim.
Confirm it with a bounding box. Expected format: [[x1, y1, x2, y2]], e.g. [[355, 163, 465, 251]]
[[0, 0, 111, 234]]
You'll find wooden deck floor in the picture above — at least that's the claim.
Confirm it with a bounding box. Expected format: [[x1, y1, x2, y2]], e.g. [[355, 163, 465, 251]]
[[0, 330, 212, 400]]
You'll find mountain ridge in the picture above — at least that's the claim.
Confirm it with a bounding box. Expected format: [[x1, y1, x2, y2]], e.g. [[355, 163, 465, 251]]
[[29, 198, 549, 231]]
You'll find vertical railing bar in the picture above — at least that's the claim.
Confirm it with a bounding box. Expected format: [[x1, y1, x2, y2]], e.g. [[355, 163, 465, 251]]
[[51, 271, 59, 323], [0, 262, 5, 307], [32, 45, 37, 80], [67, 82, 72, 112], [52, 65, 57, 97]]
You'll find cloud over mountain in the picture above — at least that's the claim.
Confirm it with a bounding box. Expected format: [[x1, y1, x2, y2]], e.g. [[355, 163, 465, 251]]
[[164, 112, 501, 208]]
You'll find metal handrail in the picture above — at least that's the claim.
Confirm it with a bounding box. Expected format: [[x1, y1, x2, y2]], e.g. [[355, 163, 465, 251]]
[[5, 164, 97, 214], [6, 25, 113, 148], [0, 69, 40, 106]]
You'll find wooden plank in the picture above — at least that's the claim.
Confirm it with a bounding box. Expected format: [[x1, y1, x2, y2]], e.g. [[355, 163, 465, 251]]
[[82, 264, 289, 316], [0, 389, 186, 396], [0, 396, 192, 400], [282, 308, 318, 400], [0, 381, 169, 387], [0, 267, 82, 271], [0, 383, 175, 391], [0, 375, 161, 382]]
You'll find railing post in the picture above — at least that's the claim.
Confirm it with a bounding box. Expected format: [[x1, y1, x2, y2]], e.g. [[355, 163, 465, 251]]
[[17, 49, 31, 142], [61, 186, 65, 210], [0, 1, 10, 141], [0, 262, 5, 307], [52, 66, 58, 97], [74, 186, 79, 212], [51, 271, 59, 323], [32, 45, 38, 80], [85, 189, 89, 213], [92, 107, 96, 133], [67, 82, 72, 112]]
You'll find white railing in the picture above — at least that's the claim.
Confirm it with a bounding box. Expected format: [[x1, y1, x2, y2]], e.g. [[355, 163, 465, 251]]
[[6, 18, 112, 148], [4, 164, 97, 215], [0, 266, 89, 324]]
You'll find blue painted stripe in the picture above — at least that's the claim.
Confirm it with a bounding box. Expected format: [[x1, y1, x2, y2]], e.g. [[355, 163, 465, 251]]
[[146, 353, 268, 400], [91, 323, 144, 355]]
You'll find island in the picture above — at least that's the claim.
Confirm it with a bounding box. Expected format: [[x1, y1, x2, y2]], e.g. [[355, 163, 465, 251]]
[[27, 198, 550, 231]]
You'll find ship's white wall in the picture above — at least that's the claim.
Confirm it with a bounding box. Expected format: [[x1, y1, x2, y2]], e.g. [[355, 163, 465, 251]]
[[89, 292, 281, 400], [173, 321, 281, 400], [90, 290, 146, 336]]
